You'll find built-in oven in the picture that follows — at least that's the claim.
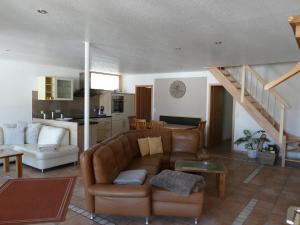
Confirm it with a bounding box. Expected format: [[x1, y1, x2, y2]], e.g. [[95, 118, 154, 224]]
[[111, 94, 124, 113]]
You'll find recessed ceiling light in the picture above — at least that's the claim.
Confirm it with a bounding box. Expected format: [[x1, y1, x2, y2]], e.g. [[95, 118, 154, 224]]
[[37, 9, 48, 14], [215, 41, 222, 45], [175, 47, 182, 50], [4, 49, 11, 52]]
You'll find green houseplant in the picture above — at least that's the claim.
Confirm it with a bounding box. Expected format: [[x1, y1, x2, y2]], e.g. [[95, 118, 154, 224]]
[[234, 130, 270, 158]]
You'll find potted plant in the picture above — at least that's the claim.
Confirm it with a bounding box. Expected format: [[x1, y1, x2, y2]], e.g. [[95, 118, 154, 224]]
[[258, 145, 276, 165], [234, 130, 270, 159]]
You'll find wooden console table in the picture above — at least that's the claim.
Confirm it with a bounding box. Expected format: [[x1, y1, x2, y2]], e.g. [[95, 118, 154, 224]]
[[0, 149, 23, 177]]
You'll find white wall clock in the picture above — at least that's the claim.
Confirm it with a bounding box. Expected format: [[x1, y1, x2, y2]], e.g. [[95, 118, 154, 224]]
[[169, 80, 186, 98]]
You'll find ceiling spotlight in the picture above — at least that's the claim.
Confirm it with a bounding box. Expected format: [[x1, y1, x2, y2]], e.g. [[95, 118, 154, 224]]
[[37, 9, 48, 14], [5, 49, 11, 52], [215, 41, 222, 45], [175, 47, 182, 50]]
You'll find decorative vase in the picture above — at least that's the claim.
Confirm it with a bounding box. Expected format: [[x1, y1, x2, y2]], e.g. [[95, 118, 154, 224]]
[[247, 149, 258, 159]]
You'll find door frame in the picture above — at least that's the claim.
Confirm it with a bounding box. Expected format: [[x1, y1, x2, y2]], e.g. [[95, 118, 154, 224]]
[[135, 85, 153, 120], [207, 84, 235, 149]]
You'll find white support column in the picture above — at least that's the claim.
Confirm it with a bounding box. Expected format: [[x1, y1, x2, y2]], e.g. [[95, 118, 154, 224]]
[[84, 42, 90, 150]]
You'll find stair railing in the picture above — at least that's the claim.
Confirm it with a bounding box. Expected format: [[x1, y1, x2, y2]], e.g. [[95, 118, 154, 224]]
[[227, 65, 289, 144]]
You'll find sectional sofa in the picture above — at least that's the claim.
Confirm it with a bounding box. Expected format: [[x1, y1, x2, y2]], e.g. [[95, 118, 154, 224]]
[[80, 128, 204, 224], [0, 125, 79, 172]]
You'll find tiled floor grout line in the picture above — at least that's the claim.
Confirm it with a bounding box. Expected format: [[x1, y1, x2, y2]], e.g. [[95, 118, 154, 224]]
[[231, 198, 258, 225], [68, 204, 117, 225], [243, 165, 264, 184]]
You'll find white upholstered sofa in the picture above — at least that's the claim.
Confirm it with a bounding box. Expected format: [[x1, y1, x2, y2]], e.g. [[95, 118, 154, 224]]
[[0, 124, 79, 172]]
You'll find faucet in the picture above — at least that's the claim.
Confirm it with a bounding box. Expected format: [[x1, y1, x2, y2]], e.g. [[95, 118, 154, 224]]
[[40, 110, 47, 119]]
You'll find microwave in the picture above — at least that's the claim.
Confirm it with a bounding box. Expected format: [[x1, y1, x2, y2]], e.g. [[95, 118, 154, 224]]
[[112, 94, 124, 113]]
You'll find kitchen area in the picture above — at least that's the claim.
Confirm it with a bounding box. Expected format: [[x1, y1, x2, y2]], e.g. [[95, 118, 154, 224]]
[[32, 72, 135, 154]]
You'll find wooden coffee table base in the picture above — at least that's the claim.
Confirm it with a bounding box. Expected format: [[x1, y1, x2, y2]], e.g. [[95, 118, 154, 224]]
[[216, 173, 226, 198], [1, 150, 23, 178]]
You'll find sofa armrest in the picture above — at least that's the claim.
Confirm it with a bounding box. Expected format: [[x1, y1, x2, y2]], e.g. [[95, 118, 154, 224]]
[[88, 184, 151, 198]]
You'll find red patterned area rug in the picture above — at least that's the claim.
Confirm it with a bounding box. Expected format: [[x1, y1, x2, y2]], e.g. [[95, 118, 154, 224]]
[[0, 177, 76, 224]]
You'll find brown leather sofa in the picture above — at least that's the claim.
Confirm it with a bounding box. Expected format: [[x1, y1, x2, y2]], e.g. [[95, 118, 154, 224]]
[[80, 128, 204, 224]]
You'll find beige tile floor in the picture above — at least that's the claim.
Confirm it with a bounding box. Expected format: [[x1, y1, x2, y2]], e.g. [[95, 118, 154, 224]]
[[0, 149, 299, 225]]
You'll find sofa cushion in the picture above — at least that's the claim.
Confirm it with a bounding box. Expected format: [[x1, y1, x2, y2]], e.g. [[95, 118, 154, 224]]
[[88, 183, 151, 198], [113, 169, 147, 185], [149, 137, 163, 155], [143, 129, 172, 153], [172, 130, 199, 153], [3, 127, 25, 145], [117, 135, 134, 162], [106, 139, 128, 171], [25, 123, 41, 144], [38, 126, 65, 145], [127, 157, 161, 175], [13, 144, 78, 160], [146, 153, 170, 169], [152, 186, 204, 204], [138, 138, 150, 156], [170, 152, 197, 165], [125, 131, 146, 157], [93, 146, 120, 184]]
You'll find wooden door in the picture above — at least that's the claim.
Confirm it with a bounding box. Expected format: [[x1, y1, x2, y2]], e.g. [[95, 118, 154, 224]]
[[136, 86, 152, 121], [208, 86, 225, 147]]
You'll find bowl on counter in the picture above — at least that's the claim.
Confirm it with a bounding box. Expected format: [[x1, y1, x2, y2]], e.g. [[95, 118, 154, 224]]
[[55, 118, 73, 121]]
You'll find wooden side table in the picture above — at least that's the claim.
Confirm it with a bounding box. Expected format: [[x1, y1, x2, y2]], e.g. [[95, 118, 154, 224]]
[[0, 149, 23, 177]]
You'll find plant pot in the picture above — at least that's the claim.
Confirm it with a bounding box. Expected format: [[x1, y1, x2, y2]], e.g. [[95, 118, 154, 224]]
[[258, 151, 275, 165], [247, 149, 258, 158]]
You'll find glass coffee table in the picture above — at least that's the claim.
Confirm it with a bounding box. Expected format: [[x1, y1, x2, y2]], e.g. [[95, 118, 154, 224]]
[[175, 160, 227, 198]]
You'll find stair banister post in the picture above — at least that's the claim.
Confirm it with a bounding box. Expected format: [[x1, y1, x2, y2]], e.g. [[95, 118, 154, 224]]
[[241, 65, 246, 103], [279, 104, 285, 144]]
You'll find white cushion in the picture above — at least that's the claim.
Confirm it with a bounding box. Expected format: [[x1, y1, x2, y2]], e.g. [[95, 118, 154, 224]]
[[38, 126, 65, 145], [0, 127, 3, 145], [3, 127, 25, 145], [60, 130, 70, 146], [13, 144, 79, 160], [25, 123, 41, 144]]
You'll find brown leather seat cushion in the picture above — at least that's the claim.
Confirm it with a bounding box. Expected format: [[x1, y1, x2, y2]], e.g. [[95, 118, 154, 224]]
[[89, 184, 151, 198], [126, 164, 160, 176], [152, 187, 204, 204], [130, 157, 161, 167], [170, 152, 197, 164], [145, 153, 170, 169], [172, 130, 199, 153]]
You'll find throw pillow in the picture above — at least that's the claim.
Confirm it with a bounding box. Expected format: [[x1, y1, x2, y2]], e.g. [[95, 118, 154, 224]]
[[113, 169, 147, 185], [138, 137, 150, 156], [38, 126, 66, 145], [148, 136, 163, 155], [3, 127, 25, 145], [26, 123, 41, 144]]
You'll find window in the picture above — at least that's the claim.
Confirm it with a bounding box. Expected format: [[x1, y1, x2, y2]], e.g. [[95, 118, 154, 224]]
[[90, 73, 120, 90]]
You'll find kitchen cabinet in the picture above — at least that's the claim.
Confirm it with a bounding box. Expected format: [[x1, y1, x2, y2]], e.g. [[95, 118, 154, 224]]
[[38, 76, 73, 101], [99, 92, 135, 135], [77, 123, 98, 154], [95, 117, 112, 142]]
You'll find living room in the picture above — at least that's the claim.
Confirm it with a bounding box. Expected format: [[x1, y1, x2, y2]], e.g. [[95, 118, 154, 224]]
[[1, 1, 300, 225]]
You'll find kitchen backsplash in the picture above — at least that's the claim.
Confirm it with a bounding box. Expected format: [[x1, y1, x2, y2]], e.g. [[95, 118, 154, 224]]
[[32, 91, 100, 119]]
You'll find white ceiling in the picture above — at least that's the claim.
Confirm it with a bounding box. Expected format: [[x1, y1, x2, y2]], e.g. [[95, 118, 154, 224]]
[[0, 0, 300, 74]]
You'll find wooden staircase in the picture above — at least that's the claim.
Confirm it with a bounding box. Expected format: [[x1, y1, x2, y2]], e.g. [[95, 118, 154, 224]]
[[209, 65, 300, 166]]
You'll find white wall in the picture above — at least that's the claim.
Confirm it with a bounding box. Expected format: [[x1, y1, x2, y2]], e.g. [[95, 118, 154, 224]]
[[123, 71, 219, 121], [153, 77, 207, 120], [0, 57, 80, 124]]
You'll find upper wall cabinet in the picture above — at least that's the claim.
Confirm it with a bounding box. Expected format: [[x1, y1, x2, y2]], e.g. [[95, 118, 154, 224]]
[[38, 76, 74, 101]]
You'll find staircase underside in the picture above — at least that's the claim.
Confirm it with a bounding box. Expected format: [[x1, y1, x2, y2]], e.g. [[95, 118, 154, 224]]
[[209, 68, 283, 146]]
